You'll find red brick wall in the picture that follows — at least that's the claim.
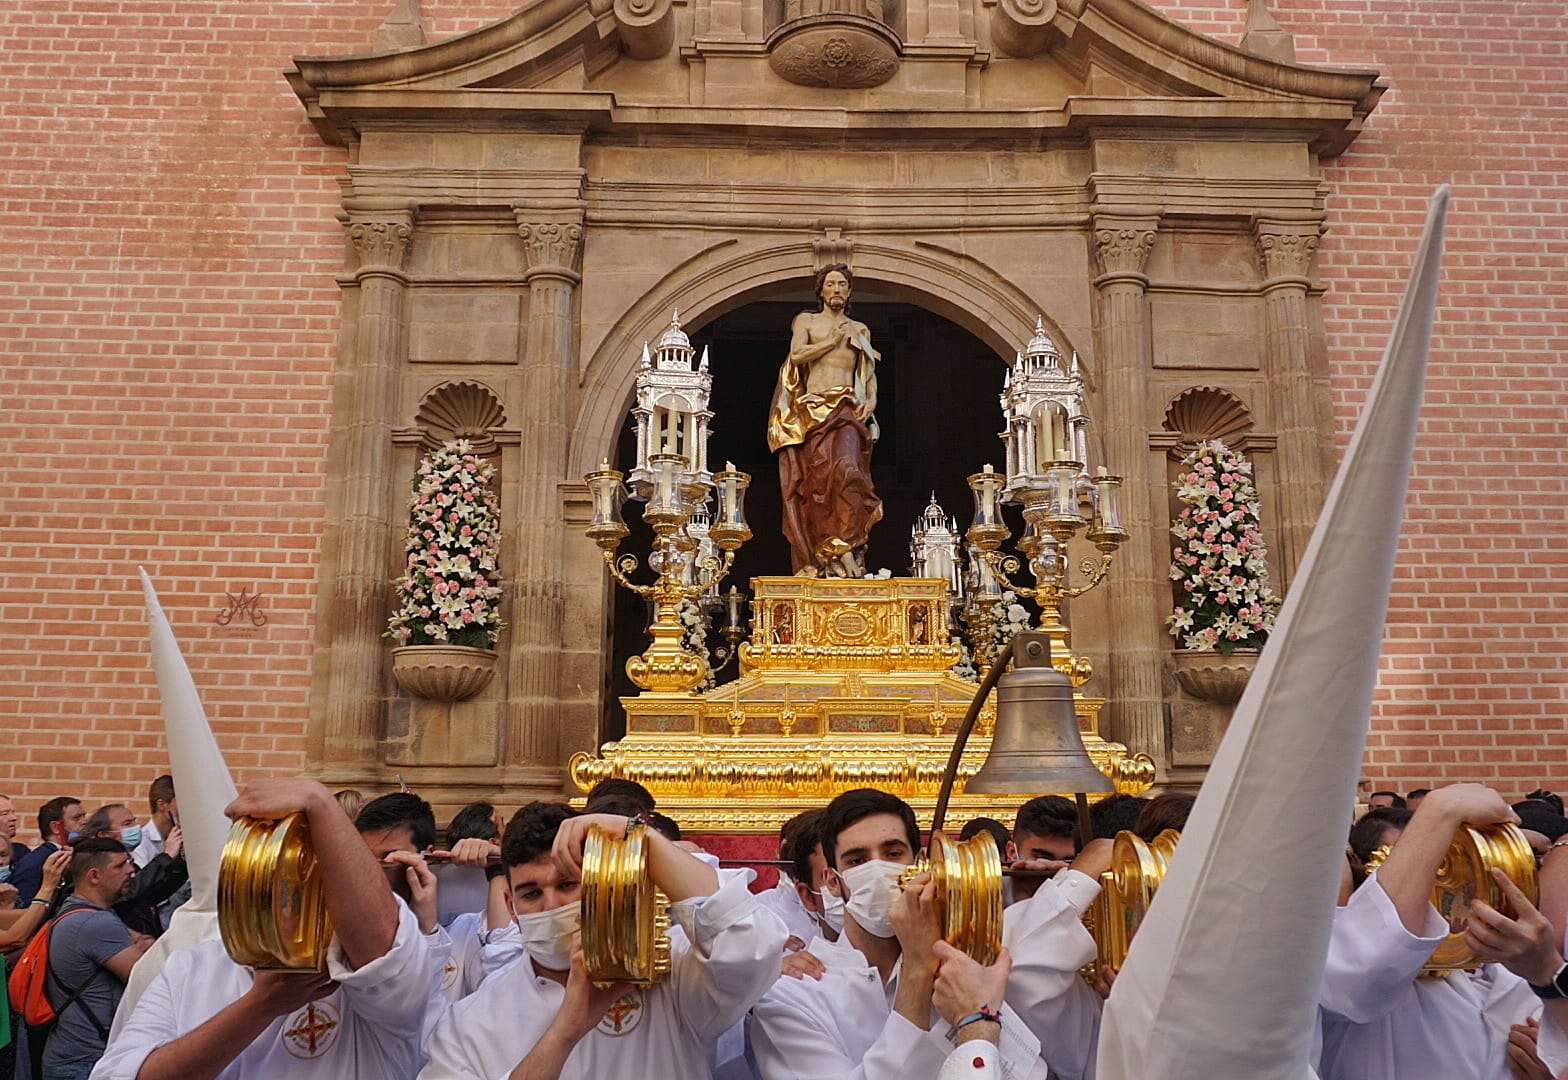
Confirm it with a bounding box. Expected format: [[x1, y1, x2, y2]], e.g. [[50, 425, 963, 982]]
[[1, 1, 1560, 833]]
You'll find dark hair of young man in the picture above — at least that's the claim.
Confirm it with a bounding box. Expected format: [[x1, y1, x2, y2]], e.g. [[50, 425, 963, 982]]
[[502, 801, 579, 869], [1368, 790, 1406, 809], [69, 836, 128, 881], [787, 810, 829, 885], [1348, 806, 1412, 867], [584, 779, 655, 814], [958, 817, 1012, 853], [1526, 789, 1564, 815], [646, 812, 682, 842], [1514, 801, 1568, 843], [1089, 794, 1148, 842], [446, 801, 500, 849], [778, 808, 823, 861], [38, 796, 80, 840], [1133, 793, 1196, 842], [818, 788, 919, 870], [1406, 787, 1432, 802], [355, 792, 437, 852], [581, 795, 650, 821], [83, 805, 130, 840], [147, 774, 175, 815]]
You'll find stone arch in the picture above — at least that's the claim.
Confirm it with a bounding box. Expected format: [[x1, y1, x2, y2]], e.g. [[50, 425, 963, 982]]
[[569, 239, 1086, 475]]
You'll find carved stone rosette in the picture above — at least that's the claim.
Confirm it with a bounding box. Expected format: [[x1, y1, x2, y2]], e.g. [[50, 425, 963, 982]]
[[991, 0, 1058, 59], [768, 14, 901, 89]]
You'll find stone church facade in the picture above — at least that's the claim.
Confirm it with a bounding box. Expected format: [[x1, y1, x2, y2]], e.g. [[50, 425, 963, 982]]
[[2, 0, 1562, 813]]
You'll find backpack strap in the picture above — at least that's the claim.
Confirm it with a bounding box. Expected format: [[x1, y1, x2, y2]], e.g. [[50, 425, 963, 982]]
[[42, 907, 114, 1043]]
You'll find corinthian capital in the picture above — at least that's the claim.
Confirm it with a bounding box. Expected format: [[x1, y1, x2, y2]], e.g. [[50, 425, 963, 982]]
[[516, 212, 585, 280], [1092, 216, 1158, 281], [347, 215, 413, 273], [1253, 217, 1324, 283]]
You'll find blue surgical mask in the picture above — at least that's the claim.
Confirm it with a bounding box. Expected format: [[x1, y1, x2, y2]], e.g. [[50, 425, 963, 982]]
[[119, 825, 143, 852], [65, 831, 82, 843], [0, 866, 11, 884]]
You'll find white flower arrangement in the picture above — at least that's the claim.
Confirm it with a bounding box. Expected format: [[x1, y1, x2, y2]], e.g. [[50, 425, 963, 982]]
[[952, 590, 1033, 680], [386, 439, 506, 649], [1166, 439, 1281, 654], [676, 596, 717, 691]]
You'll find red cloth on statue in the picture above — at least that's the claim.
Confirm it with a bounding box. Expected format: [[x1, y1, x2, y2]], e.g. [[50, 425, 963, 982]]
[[776, 398, 882, 573]]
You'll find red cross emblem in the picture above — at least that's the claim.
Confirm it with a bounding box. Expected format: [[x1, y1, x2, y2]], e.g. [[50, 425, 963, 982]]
[[282, 1001, 342, 1059], [596, 990, 644, 1037]]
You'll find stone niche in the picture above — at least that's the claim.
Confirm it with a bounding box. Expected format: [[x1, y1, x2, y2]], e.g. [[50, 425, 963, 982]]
[[289, 0, 1381, 812]]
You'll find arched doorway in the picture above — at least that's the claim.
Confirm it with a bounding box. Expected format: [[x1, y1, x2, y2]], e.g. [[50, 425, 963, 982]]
[[603, 285, 1014, 740]]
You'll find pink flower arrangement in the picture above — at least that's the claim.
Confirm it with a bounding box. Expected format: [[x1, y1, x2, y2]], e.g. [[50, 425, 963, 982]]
[[386, 439, 506, 648], [1166, 440, 1280, 654]]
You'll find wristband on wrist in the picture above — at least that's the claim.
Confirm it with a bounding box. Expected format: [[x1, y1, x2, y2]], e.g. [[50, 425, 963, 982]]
[[946, 1004, 1003, 1040], [1529, 959, 1568, 1000], [625, 812, 650, 836], [1549, 837, 1568, 850]]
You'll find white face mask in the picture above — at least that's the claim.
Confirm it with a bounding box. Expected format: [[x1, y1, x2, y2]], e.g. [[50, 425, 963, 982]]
[[813, 886, 846, 935], [513, 900, 581, 972], [839, 860, 904, 939]]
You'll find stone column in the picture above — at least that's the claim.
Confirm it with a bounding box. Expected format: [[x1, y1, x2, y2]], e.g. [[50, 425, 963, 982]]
[[1253, 216, 1326, 587], [1091, 213, 1166, 771], [320, 212, 413, 767], [507, 209, 584, 779]]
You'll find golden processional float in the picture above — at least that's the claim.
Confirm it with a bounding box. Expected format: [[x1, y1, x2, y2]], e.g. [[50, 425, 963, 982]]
[[569, 314, 1155, 833], [213, 312, 1543, 980]]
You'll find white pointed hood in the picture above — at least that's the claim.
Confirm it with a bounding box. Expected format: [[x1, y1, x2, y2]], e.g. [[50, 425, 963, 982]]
[[1096, 188, 1450, 1079], [115, 569, 241, 1024]]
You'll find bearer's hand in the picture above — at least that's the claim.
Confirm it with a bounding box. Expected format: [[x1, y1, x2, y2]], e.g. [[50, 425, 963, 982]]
[[1070, 838, 1115, 881], [551, 933, 632, 1044], [1506, 1017, 1552, 1080], [1419, 784, 1518, 829], [890, 870, 943, 977], [1092, 964, 1117, 1001], [781, 950, 826, 981], [440, 838, 501, 868], [550, 814, 630, 883], [931, 940, 1012, 1028], [1467, 868, 1564, 986], [386, 851, 439, 934], [0, 883, 15, 908], [226, 777, 332, 822], [245, 969, 338, 1021], [162, 825, 184, 859], [1009, 857, 1069, 879]]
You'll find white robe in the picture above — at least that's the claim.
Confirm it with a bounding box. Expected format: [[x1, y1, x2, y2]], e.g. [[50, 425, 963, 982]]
[[755, 874, 822, 944], [91, 900, 434, 1080], [418, 872, 786, 1079], [1318, 875, 1562, 1080], [749, 933, 1048, 1080], [1000, 869, 1105, 1080]]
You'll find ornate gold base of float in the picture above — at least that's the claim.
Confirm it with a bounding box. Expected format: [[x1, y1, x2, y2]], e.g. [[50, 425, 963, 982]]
[[570, 576, 1153, 831]]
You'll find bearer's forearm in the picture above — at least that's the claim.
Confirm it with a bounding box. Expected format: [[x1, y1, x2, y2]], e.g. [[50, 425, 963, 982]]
[[135, 992, 279, 1080]]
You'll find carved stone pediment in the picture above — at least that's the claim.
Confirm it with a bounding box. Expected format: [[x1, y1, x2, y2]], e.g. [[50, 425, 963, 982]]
[[289, 0, 1381, 156]]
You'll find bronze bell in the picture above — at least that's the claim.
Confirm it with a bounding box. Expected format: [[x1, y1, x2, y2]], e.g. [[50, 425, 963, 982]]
[[966, 631, 1113, 794]]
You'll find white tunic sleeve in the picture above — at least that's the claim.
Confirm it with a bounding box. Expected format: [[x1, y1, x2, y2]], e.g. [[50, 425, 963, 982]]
[[666, 869, 789, 1044], [751, 991, 955, 1080], [1000, 869, 1103, 1080], [328, 900, 439, 1035], [1318, 875, 1446, 1025]]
